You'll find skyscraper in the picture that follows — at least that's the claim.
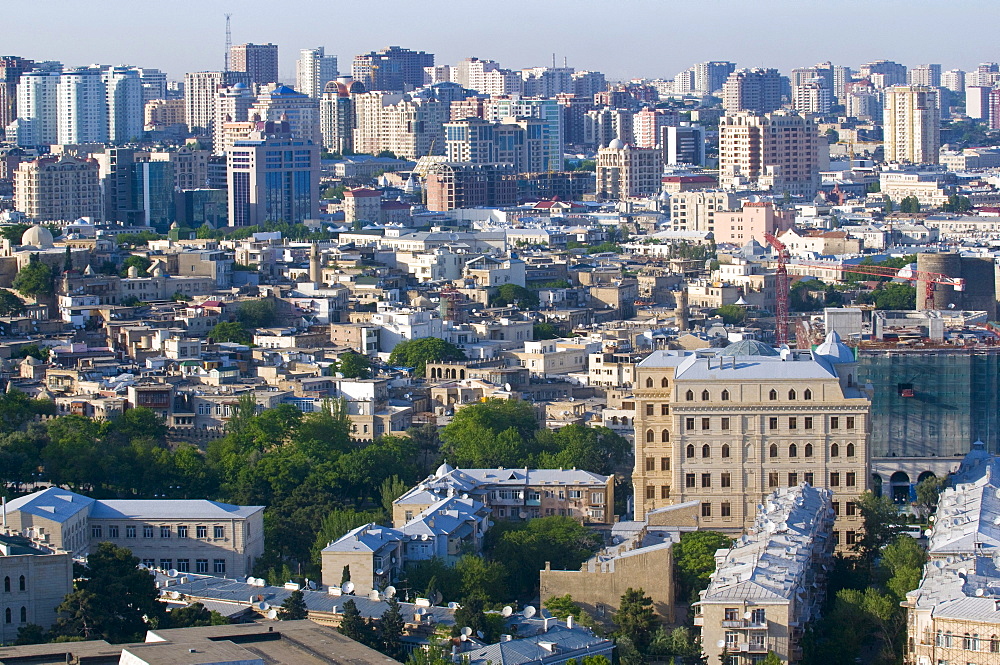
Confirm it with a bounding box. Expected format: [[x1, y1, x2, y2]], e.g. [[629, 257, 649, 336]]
[[296, 47, 338, 98], [320, 79, 362, 154], [183, 70, 251, 135], [719, 110, 820, 197], [9, 69, 60, 146], [883, 85, 940, 165], [213, 82, 254, 155], [941, 69, 966, 94], [250, 84, 321, 146], [483, 97, 563, 171], [57, 67, 109, 144], [859, 60, 907, 88], [102, 66, 143, 144], [0, 56, 35, 130], [721, 68, 784, 114], [908, 64, 942, 88], [692, 61, 736, 94], [352, 46, 433, 92], [230, 43, 279, 86]]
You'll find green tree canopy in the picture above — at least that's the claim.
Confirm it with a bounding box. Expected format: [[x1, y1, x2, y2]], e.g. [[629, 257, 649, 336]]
[[715, 304, 746, 325], [166, 602, 229, 628], [855, 491, 907, 569], [209, 321, 252, 344], [0, 288, 26, 316], [439, 399, 538, 468], [489, 284, 539, 309], [13, 255, 55, 298], [278, 589, 309, 620], [533, 424, 630, 475], [120, 255, 152, 277], [533, 322, 562, 339], [236, 299, 279, 328], [336, 352, 371, 379], [614, 588, 658, 654], [338, 598, 372, 645], [378, 597, 405, 658], [388, 337, 466, 377], [672, 531, 733, 602]]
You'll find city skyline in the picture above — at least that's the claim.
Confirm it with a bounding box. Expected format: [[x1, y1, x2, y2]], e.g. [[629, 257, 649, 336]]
[[10, 0, 1000, 82]]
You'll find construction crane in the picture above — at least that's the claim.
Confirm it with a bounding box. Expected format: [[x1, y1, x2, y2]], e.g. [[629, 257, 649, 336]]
[[764, 233, 791, 346]]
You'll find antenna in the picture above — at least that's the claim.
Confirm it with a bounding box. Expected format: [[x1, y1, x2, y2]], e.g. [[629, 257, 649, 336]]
[[224, 14, 233, 72]]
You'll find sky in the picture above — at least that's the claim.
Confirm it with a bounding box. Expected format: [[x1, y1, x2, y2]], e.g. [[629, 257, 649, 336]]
[[8, 0, 1000, 82]]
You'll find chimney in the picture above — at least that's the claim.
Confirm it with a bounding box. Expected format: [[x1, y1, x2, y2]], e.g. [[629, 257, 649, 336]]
[[566, 615, 574, 629]]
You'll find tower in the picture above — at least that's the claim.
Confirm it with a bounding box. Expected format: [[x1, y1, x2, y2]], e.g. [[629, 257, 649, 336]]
[[674, 288, 688, 331], [883, 85, 940, 165], [309, 241, 321, 285]]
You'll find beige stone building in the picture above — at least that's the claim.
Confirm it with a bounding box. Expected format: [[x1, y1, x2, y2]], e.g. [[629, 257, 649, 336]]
[[719, 111, 821, 197], [0, 535, 73, 645], [668, 190, 738, 233], [631, 334, 870, 548], [595, 140, 662, 200], [884, 85, 940, 165], [14, 155, 103, 222]]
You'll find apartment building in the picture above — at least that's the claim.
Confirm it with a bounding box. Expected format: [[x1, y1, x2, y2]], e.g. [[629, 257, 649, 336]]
[[884, 85, 940, 165], [0, 535, 73, 645], [631, 333, 870, 547], [14, 155, 103, 222], [719, 110, 821, 197], [596, 139, 661, 200]]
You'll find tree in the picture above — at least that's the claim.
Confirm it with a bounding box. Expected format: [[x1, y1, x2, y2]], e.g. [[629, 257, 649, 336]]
[[882, 195, 893, 215], [311, 508, 385, 565], [380, 475, 409, 514], [336, 352, 371, 379], [882, 535, 926, 600], [760, 652, 782, 665], [0, 288, 26, 316], [278, 590, 309, 620], [672, 531, 733, 602], [378, 597, 405, 658], [388, 337, 466, 377], [120, 255, 152, 277], [342, 565, 352, 585], [544, 594, 584, 620], [715, 304, 746, 326], [915, 474, 946, 519], [166, 602, 229, 627], [13, 255, 55, 298], [489, 284, 539, 309], [338, 599, 370, 644], [14, 623, 49, 645], [533, 424, 630, 475], [898, 196, 921, 214], [439, 399, 538, 468], [533, 322, 561, 339], [855, 491, 907, 568], [237, 299, 279, 328], [614, 588, 658, 654], [586, 242, 623, 255], [824, 128, 840, 144], [12, 343, 48, 361], [209, 321, 252, 344]]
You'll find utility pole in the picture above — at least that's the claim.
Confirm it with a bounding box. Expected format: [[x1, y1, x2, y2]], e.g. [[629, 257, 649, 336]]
[[224, 14, 232, 72]]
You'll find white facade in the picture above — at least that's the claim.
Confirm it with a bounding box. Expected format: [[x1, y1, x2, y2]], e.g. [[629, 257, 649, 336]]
[[103, 66, 143, 143], [57, 67, 109, 144], [296, 47, 339, 99]]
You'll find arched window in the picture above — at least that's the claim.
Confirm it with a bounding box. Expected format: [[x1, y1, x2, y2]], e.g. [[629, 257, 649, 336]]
[[789, 443, 797, 458], [804, 389, 812, 400], [990, 635, 999, 653], [721, 389, 730, 401], [805, 443, 813, 457], [788, 389, 796, 400], [702, 444, 710, 458], [646, 429, 654, 443], [722, 444, 730, 458], [611, 416, 618, 425], [963, 633, 972, 650], [685, 390, 694, 401], [848, 373, 854, 386], [18, 575, 24, 591], [936, 631, 943, 647], [661, 430, 670, 443], [972, 634, 980, 651], [4, 608, 9, 624], [661, 377, 669, 388], [831, 443, 840, 457], [769, 443, 778, 458], [645, 377, 653, 388], [686, 444, 695, 458], [701, 390, 710, 401], [3, 576, 8, 593], [769, 389, 777, 400], [944, 632, 953, 647], [622, 417, 629, 426], [847, 443, 856, 457], [19, 606, 25, 623]]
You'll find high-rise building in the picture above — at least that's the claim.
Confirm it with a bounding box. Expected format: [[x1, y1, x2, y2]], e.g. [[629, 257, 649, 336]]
[[183, 70, 251, 135], [721, 68, 784, 114], [692, 61, 736, 94], [883, 85, 940, 165], [832, 65, 852, 103], [571, 71, 606, 99], [966, 85, 992, 120], [136, 68, 167, 105], [320, 79, 363, 154], [450, 58, 521, 96], [966, 63, 1000, 88], [719, 110, 820, 196], [859, 60, 907, 88], [230, 43, 279, 86], [845, 81, 882, 121], [144, 99, 186, 130], [940, 69, 966, 94], [443, 116, 546, 173], [556, 93, 595, 147], [633, 108, 678, 148], [296, 47, 339, 98], [908, 64, 942, 88], [102, 66, 143, 144], [57, 67, 109, 144], [793, 78, 833, 114], [213, 83, 254, 154], [672, 69, 695, 96], [0, 56, 35, 130], [249, 84, 321, 146], [424, 162, 517, 211], [631, 335, 869, 544], [14, 155, 103, 222], [661, 123, 706, 166], [595, 139, 661, 200], [519, 67, 575, 97], [9, 69, 60, 146], [131, 157, 175, 231], [227, 122, 319, 227], [483, 97, 563, 171], [352, 46, 433, 92], [584, 108, 634, 149], [989, 88, 1000, 131]]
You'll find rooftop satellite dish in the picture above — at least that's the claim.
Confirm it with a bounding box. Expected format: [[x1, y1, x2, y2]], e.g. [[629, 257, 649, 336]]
[[308, 580, 317, 590], [266, 609, 278, 620], [460, 634, 468, 642], [448, 602, 460, 610], [167, 569, 179, 578], [375, 569, 384, 576], [137, 564, 147, 570], [432, 591, 443, 605], [476, 630, 484, 639], [169, 591, 181, 600], [385, 586, 396, 598], [977, 588, 986, 596], [257, 602, 269, 611], [523, 605, 536, 619], [502, 606, 513, 617], [369, 590, 381, 601], [462, 627, 473, 637], [717, 640, 726, 649], [343, 581, 355, 595]]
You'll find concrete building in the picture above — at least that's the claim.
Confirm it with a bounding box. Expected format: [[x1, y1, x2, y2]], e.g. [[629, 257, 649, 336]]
[[143, 98, 186, 130], [713, 201, 794, 245], [631, 335, 870, 547], [183, 70, 251, 135], [884, 86, 940, 165], [351, 92, 446, 159], [320, 79, 361, 154], [57, 66, 109, 144], [425, 162, 517, 211], [213, 82, 254, 155], [102, 66, 144, 144], [662, 124, 706, 166], [250, 84, 321, 146], [596, 139, 661, 200], [296, 47, 339, 99], [941, 69, 966, 94], [719, 110, 821, 197], [483, 97, 563, 172], [444, 116, 546, 173], [695, 484, 835, 665], [14, 155, 103, 222], [0, 534, 73, 645], [694, 61, 737, 95], [722, 68, 785, 114], [352, 46, 433, 92], [343, 187, 382, 226], [668, 190, 738, 233], [230, 43, 279, 86], [0, 56, 35, 130], [859, 60, 907, 88], [966, 85, 992, 120], [8, 69, 60, 146]]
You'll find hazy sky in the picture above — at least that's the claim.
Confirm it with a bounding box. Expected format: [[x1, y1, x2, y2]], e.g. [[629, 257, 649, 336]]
[[8, 0, 1000, 82]]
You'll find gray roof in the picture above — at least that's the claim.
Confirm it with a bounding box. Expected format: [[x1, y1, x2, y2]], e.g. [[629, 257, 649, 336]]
[[322, 523, 403, 554], [460, 623, 612, 665], [4, 487, 95, 523], [718, 339, 780, 357], [90, 499, 264, 520]]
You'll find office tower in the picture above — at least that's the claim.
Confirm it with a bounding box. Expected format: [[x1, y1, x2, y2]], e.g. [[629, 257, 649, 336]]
[[9, 69, 60, 146], [94, 148, 139, 224], [940, 69, 966, 94], [183, 70, 251, 135], [793, 78, 832, 114], [859, 60, 907, 87], [633, 108, 678, 148], [662, 124, 706, 166], [146, 145, 210, 190], [692, 61, 736, 94], [296, 47, 338, 98], [0, 56, 35, 129], [14, 155, 103, 221], [250, 84, 321, 145], [136, 68, 167, 105], [721, 68, 784, 114], [102, 66, 143, 143], [230, 43, 279, 86], [483, 97, 563, 171], [450, 58, 521, 96], [351, 92, 446, 159], [908, 64, 942, 88], [966, 85, 992, 120], [132, 157, 175, 230], [352, 46, 433, 91], [572, 71, 606, 98], [883, 85, 940, 165], [596, 139, 661, 199], [719, 110, 820, 196], [520, 67, 575, 97], [58, 67, 109, 144], [631, 336, 870, 543], [227, 122, 319, 227], [213, 83, 254, 154], [443, 116, 546, 173], [320, 79, 361, 154]]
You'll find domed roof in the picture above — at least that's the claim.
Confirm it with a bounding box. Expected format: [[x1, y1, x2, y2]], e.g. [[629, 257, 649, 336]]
[[718, 340, 780, 357], [435, 462, 454, 478], [232, 82, 248, 90], [410, 295, 433, 308], [813, 330, 856, 364], [607, 138, 625, 150], [21, 224, 53, 248]]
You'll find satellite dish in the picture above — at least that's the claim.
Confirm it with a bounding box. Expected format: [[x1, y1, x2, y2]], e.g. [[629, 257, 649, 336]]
[[460, 634, 468, 642], [266, 609, 278, 620], [167, 569, 178, 578], [502, 606, 513, 617], [977, 588, 985, 596], [523, 605, 536, 618], [462, 627, 473, 637], [257, 602, 269, 611], [476, 631, 484, 639], [448, 602, 460, 610], [308, 580, 317, 590], [433, 591, 443, 605], [504, 383, 512, 392], [169, 591, 181, 600], [137, 564, 147, 570], [375, 569, 384, 576], [343, 581, 355, 594], [385, 586, 396, 598], [369, 590, 381, 601], [717, 640, 726, 649]]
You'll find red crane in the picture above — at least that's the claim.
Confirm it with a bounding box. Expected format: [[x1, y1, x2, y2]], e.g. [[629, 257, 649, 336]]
[[764, 233, 791, 346]]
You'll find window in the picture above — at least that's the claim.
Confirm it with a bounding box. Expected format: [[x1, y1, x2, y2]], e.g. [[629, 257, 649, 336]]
[[789, 472, 798, 486], [769, 417, 778, 430], [832, 531, 840, 545], [789, 443, 797, 457], [701, 502, 712, 517], [724, 608, 739, 621], [92, 525, 102, 538], [721, 473, 731, 488], [646, 457, 656, 472], [196, 559, 209, 573], [685, 390, 694, 401], [751, 608, 766, 624], [661, 377, 669, 388], [178, 525, 188, 538], [769, 472, 779, 487], [685, 418, 695, 431], [646, 429, 654, 443], [126, 525, 136, 538], [721, 389, 730, 400], [721, 417, 730, 431], [4, 576, 11, 592], [161, 526, 171, 538], [830, 472, 841, 487], [660, 457, 670, 471], [846, 501, 857, 516], [805, 472, 814, 485], [645, 485, 656, 500], [160, 559, 172, 570], [4, 608, 9, 624], [847, 443, 856, 457], [645, 377, 653, 388], [846, 472, 856, 487], [19, 606, 25, 623], [831, 443, 840, 457], [845, 530, 857, 545], [197, 526, 207, 538], [178, 559, 190, 573], [769, 443, 778, 458], [646, 403, 654, 416], [805, 417, 813, 430], [702, 444, 710, 457], [661, 486, 670, 499], [108, 525, 119, 538], [769, 389, 777, 400], [721, 502, 731, 517], [701, 390, 710, 401], [18, 575, 24, 591], [832, 501, 841, 515], [722, 443, 730, 458], [661, 404, 669, 416], [831, 416, 840, 430], [789, 417, 797, 430], [701, 418, 710, 431], [686, 444, 695, 458], [686, 474, 696, 488], [990, 635, 999, 653], [805, 443, 813, 457], [702, 473, 712, 488], [661, 430, 670, 442], [143, 526, 153, 538], [788, 389, 796, 400], [142, 559, 155, 568], [804, 389, 812, 400], [847, 416, 855, 429]]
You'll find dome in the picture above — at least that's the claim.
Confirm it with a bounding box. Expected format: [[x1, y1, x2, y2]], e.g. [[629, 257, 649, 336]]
[[435, 462, 454, 478], [607, 138, 625, 150], [718, 340, 780, 357], [813, 330, 856, 364], [410, 295, 433, 308], [21, 224, 53, 248], [232, 82, 248, 90]]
